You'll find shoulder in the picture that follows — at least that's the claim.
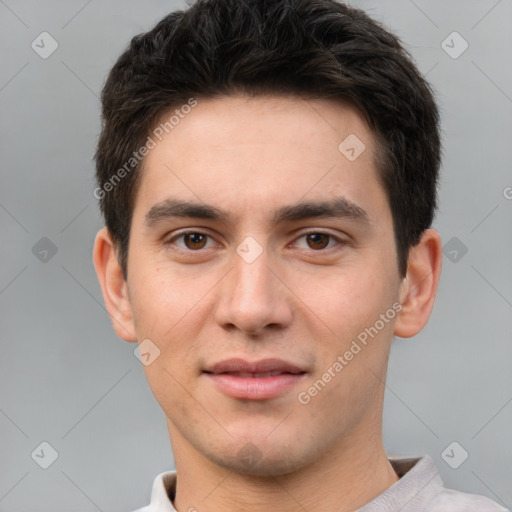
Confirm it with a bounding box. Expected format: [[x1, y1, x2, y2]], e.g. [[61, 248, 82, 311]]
[[385, 455, 508, 512], [426, 487, 509, 512]]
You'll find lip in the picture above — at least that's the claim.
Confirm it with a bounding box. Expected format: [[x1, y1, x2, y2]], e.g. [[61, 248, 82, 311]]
[[203, 358, 307, 400]]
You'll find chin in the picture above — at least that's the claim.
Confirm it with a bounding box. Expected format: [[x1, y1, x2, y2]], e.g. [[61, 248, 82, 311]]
[[206, 443, 311, 478]]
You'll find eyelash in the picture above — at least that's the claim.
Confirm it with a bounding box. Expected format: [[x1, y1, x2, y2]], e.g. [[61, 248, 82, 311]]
[[164, 229, 346, 254]]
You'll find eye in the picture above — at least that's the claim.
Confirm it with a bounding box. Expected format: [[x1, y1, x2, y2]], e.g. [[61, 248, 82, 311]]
[[166, 231, 217, 251], [165, 229, 345, 254], [293, 231, 343, 251]]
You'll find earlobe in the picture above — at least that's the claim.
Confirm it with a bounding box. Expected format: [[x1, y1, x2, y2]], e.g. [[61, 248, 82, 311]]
[[394, 229, 442, 338], [92, 227, 138, 342]]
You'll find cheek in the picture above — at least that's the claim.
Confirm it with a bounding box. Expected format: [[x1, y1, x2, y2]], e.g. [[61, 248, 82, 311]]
[[129, 263, 203, 335], [291, 262, 399, 380], [141, 363, 192, 423], [296, 261, 392, 326], [129, 265, 209, 368]]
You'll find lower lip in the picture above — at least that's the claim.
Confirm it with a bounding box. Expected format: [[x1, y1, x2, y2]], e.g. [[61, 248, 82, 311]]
[[204, 372, 306, 400]]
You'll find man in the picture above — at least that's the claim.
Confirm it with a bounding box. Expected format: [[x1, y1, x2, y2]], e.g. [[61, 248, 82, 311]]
[[92, 0, 508, 510]]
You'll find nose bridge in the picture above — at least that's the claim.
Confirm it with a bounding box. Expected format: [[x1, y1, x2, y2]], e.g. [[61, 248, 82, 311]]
[[233, 248, 272, 303], [215, 240, 292, 334]]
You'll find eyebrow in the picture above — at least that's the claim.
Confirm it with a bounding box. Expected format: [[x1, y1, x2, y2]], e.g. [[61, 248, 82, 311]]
[[144, 197, 370, 227]]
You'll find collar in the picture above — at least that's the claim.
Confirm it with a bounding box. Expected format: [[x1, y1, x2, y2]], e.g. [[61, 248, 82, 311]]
[[142, 455, 443, 512], [356, 456, 444, 511]]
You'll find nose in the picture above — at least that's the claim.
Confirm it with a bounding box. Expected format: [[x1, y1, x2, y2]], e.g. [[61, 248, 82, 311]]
[[214, 246, 293, 336]]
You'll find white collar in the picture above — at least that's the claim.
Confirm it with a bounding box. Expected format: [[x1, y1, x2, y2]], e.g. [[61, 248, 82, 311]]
[[137, 456, 442, 512]]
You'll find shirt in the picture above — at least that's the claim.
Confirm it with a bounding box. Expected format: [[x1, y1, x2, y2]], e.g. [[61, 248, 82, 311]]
[[132, 455, 509, 512]]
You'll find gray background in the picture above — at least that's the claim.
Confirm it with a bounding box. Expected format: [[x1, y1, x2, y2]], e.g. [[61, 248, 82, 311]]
[[1, 0, 511, 510]]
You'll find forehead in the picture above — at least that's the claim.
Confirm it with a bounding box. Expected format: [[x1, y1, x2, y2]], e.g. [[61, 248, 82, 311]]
[[133, 94, 386, 226]]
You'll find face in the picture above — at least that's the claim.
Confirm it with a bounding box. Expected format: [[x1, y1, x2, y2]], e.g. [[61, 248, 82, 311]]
[[122, 95, 405, 475]]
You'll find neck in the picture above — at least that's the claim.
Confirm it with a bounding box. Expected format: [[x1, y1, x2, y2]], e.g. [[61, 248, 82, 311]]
[[168, 420, 399, 512]]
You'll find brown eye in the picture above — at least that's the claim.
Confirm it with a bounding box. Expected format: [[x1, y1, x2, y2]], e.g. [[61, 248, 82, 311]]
[[183, 232, 208, 250], [306, 233, 331, 250], [165, 230, 218, 253]]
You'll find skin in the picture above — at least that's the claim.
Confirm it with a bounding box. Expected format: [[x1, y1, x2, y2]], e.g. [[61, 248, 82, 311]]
[[94, 94, 442, 512]]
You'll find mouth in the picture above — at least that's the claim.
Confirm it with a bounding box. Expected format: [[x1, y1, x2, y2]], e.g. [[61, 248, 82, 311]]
[[203, 358, 307, 400], [204, 370, 305, 378], [203, 357, 306, 375]]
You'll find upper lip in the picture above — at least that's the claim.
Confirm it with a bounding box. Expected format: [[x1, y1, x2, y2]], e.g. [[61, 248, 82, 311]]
[[204, 358, 306, 374]]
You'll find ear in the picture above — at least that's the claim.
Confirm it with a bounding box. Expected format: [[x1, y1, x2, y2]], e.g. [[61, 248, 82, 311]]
[[394, 228, 442, 338], [93, 227, 137, 342]]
